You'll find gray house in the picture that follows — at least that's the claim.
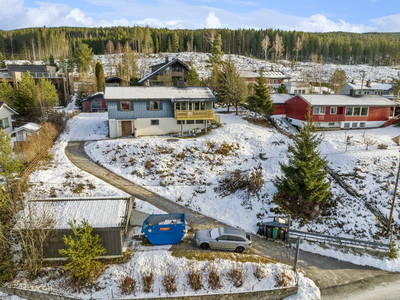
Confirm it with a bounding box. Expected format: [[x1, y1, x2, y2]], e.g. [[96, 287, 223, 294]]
[[0, 102, 17, 134], [81, 92, 106, 112], [26, 196, 134, 260], [105, 86, 220, 138]]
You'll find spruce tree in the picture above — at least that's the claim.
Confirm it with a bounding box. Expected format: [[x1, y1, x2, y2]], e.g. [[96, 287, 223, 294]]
[[277, 83, 288, 94], [37, 76, 59, 119], [185, 65, 200, 86], [0, 78, 15, 106], [247, 72, 274, 121], [14, 71, 37, 117], [274, 112, 330, 216], [59, 220, 106, 281], [73, 43, 94, 73], [95, 62, 105, 92]]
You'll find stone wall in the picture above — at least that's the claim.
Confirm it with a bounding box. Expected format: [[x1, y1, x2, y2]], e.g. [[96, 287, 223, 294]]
[[0, 285, 298, 300]]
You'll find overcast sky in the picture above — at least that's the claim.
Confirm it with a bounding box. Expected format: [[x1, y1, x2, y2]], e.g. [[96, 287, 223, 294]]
[[1, 0, 400, 32]]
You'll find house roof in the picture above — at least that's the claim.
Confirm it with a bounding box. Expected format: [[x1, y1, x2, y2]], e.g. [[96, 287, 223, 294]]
[[263, 71, 291, 79], [0, 102, 18, 115], [13, 123, 42, 133], [23, 198, 128, 229], [81, 92, 104, 102], [270, 94, 293, 104], [238, 70, 259, 78], [347, 81, 393, 91], [297, 95, 396, 107], [138, 58, 190, 85], [104, 86, 218, 102], [105, 77, 134, 84]]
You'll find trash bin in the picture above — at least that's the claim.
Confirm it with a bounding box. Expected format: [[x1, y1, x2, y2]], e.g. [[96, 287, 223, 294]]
[[272, 227, 279, 239], [266, 226, 273, 238], [279, 228, 286, 240]]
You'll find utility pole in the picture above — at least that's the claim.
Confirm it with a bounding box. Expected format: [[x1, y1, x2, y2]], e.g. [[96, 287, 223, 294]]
[[387, 156, 400, 237]]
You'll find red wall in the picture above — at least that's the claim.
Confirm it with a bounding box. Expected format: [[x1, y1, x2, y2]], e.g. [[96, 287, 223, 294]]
[[272, 104, 287, 115], [85, 101, 90, 111], [101, 99, 107, 108], [286, 95, 309, 121], [367, 107, 390, 121]]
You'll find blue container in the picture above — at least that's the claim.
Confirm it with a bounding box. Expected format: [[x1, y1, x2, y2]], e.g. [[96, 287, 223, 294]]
[[142, 213, 186, 245]]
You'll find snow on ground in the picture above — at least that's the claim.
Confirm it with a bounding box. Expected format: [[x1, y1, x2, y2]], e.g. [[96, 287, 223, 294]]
[[28, 112, 128, 198]]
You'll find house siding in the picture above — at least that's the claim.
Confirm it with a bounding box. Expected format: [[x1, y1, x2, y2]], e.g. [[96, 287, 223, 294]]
[[0, 107, 14, 134], [108, 100, 174, 119], [286, 95, 309, 121]]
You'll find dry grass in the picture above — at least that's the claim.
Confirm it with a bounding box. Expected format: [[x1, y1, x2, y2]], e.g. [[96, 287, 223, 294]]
[[162, 266, 178, 294], [187, 263, 203, 291], [253, 265, 265, 281], [172, 251, 275, 264], [274, 269, 292, 287], [120, 276, 136, 295], [141, 270, 154, 293], [228, 264, 245, 288], [207, 264, 221, 290]]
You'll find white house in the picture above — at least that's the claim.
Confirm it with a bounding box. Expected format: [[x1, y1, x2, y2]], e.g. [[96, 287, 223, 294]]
[[0, 102, 17, 134], [12, 123, 42, 142], [343, 80, 393, 98]]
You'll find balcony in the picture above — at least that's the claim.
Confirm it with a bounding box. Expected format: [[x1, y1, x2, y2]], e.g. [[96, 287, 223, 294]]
[[175, 109, 220, 125], [312, 114, 345, 122]]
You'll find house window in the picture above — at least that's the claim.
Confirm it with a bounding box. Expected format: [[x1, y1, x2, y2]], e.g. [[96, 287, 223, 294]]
[[345, 107, 369, 116], [196, 120, 204, 124], [177, 120, 185, 125], [302, 90, 306, 94], [151, 120, 159, 126], [187, 120, 195, 124], [361, 107, 368, 116], [344, 123, 350, 128], [328, 122, 335, 126], [314, 122, 321, 127], [313, 107, 325, 115], [353, 107, 361, 116], [195, 103, 200, 110], [352, 122, 358, 128], [200, 102, 205, 110], [150, 101, 159, 110], [330, 107, 337, 114], [94, 99, 98, 103], [360, 122, 366, 128], [294, 89, 298, 94], [345, 107, 353, 116], [0, 118, 9, 129], [121, 101, 130, 111]]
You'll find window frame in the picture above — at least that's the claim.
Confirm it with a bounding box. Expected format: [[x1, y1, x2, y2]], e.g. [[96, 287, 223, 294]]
[[151, 120, 159, 126], [121, 101, 130, 111], [330, 107, 337, 115], [150, 101, 160, 111], [186, 120, 195, 124], [345, 107, 369, 116], [344, 123, 350, 128], [360, 122, 366, 128], [313, 106, 326, 115]]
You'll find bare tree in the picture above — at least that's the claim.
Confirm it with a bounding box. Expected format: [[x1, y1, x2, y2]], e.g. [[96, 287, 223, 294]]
[[344, 130, 352, 152], [362, 131, 377, 150], [261, 35, 270, 67], [272, 33, 284, 60], [203, 29, 217, 46], [294, 36, 303, 61]]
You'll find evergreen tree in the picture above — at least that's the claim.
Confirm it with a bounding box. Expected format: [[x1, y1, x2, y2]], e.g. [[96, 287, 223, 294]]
[[247, 72, 274, 121], [36, 76, 58, 119], [73, 43, 94, 73], [208, 34, 224, 66], [94, 62, 105, 92], [0, 54, 6, 68], [274, 112, 330, 216], [0, 78, 15, 106], [217, 59, 247, 114], [392, 72, 400, 100], [329, 68, 347, 94], [277, 83, 288, 94], [14, 71, 37, 117], [185, 64, 200, 86], [59, 220, 106, 281]]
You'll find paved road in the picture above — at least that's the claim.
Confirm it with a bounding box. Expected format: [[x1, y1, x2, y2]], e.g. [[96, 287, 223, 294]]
[[65, 141, 399, 299]]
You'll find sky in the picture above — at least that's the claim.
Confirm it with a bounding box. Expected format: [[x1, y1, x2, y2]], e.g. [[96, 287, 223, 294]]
[[1, 0, 400, 32]]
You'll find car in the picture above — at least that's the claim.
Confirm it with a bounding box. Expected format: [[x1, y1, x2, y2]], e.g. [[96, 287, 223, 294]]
[[193, 226, 252, 253]]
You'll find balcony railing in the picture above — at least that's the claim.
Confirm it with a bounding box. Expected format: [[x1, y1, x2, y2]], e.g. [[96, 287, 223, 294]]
[[175, 109, 215, 121], [312, 114, 345, 122]]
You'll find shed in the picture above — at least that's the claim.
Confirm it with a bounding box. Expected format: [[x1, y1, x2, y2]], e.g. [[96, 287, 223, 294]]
[[81, 92, 106, 112], [12, 122, 42, 142], [25, 196, 134, 260]]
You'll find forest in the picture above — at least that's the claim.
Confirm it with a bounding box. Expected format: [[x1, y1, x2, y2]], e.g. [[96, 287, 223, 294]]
[[0, 26, 400, 66]]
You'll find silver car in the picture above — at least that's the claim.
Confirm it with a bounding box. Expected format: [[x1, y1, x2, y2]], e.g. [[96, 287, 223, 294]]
[[194, 227, 252, 253]]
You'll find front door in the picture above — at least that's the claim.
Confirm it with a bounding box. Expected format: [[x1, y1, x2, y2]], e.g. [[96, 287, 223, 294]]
[[121, 121, 132, 136]]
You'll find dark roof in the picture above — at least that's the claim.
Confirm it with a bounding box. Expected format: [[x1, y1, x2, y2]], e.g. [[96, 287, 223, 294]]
[[105, 77, 134, 84], [81, 92, 104, 103], [138, 58, 190, 85]]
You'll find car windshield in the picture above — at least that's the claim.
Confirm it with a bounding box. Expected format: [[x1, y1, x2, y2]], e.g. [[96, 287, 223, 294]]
[[210, 228, 220, 239]]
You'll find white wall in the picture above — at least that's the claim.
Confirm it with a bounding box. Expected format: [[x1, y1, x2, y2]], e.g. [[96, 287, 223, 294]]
[[0, 107, 14, 134], [288, 118, 385, 129]]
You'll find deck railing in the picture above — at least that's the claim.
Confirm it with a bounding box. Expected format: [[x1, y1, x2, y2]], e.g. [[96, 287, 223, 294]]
[[175, 109, 215, 120]]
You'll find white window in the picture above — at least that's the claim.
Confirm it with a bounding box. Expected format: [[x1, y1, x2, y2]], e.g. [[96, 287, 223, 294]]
[[313, 107, 326, 115], [345, 107, 369, 116], [314, 122, 321, 127], [0, 118, 10, 129], [360, 122, 366, 128], [344, 123, 350, 128], [328, 122, 335, 126], [151, 120, 159, 126], [330, 107, 337, 114], [352, 122, 358, 128]]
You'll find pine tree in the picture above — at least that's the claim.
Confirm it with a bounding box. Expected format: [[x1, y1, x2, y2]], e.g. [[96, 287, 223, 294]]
[[216, 59, 247, 114], [247, 72, 274, 121], [73, 43, 94, 73], [0, 78, 15, 106], [14, 71, 37, 117], [277, 83, 288, 94], [274, 111, 330, 216], [59, 220, 106, 281], [208, 34, 224, 66], [0, 54, 6, 68], [36, 76, 58, 120], [95, 62, 105, 92], [185, 64, 200, 86]]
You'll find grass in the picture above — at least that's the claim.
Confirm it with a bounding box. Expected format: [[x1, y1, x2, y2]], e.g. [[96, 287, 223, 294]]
[[171, 251, 276, 264]]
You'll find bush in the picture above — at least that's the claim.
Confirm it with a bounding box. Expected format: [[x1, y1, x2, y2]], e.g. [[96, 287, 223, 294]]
[[187, 264, 203, 291], [228, 264, 245, 287], [207, 264, 222, 290], [275, 269, 292, 287], [162, 267, 178, 294], [120, 276, 136, 295], [142, 269, 154, 293], [59, 220, 106, 281], [378, 143, 388, 150], [253, 265, 265, 281], [390, 241, 398, 259]]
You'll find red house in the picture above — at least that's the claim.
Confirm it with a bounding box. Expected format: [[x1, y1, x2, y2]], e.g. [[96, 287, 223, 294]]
[[270, 94, 292, 115], [285, 94, 396, 129]]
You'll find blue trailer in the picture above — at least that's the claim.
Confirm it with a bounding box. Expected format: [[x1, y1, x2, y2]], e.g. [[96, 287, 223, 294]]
[[142, 213, 186, 245]]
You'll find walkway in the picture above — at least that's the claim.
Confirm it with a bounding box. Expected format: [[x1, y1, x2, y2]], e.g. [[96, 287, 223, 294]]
[[65, 141, 398, 299]]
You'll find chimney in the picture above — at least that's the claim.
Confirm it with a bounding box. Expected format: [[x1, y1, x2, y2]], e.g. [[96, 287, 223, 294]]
[[165, 56, 169, 63], [178, 78, 184, 88], [366, 80, 371, 87]]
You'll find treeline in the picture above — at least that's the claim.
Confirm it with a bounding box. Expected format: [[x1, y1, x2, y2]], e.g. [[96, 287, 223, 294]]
[[1, 26, 400, 66]]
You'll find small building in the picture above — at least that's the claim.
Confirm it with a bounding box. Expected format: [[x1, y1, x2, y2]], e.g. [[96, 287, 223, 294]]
[[138, 57, 190, 87], [238, 70, 291, 92], [105, 86, 220, 138], [286, 94, 397, 129], [81, 92, 107, 112], [270, 94, 293, 115], [284, 81, 311, 95], [0, 101, 17, 134], [0, 65, 74, 106], [343, 80, 394, 98], [12, 122, 41, 142], [25, 197, 134, 260], [105, 77, 135, 87]]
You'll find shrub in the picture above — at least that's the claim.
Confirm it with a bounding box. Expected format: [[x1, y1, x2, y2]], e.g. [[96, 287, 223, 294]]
[[59, 220, 106, 281], [142, 269, 154, 293], [228, 264, 245, 287], [187, 264, 203, 291], [207, 264, 221, 290], [145, 160, 154, 170], [120, 276, 136, 295], [390, 241, 398, 259], [274, 269, 292, 287], [253, 265, 265, 281], [378, 143, 388, 150], [162, 266, 178, 294]]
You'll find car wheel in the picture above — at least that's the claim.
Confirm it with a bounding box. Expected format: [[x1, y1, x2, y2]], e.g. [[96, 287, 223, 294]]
[[235, 246, 245, 253], [200, 243, 210, 250]]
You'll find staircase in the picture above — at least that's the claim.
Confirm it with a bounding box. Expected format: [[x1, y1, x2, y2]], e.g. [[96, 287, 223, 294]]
[[212, 113, 221, 125]]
